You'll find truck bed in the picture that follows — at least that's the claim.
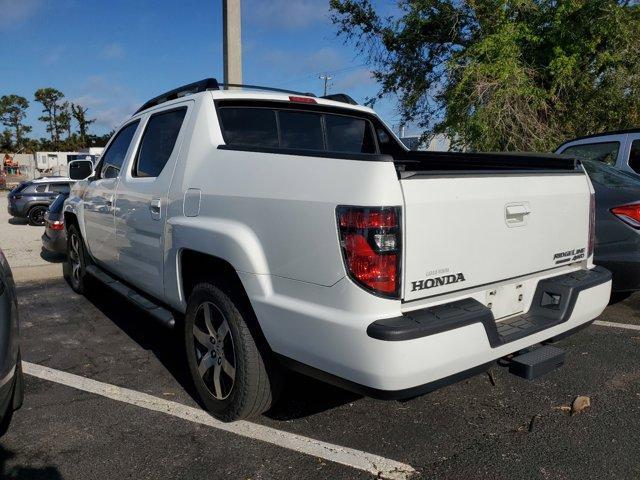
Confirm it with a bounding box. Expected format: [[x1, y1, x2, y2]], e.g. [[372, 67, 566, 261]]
[[393, 151, 579, 175]]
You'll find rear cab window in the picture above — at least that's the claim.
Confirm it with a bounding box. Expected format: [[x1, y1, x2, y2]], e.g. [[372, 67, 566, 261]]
[[217, 102, 378, 155]]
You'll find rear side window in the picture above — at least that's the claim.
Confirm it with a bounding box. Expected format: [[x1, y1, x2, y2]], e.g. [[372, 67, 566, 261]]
[[325, 115, 376, 154], [561, 142, 620, 166], [99, 120, 140, 179], [134, 108, 187, 177], [218, 106, 378, 154], [218, 108, 278, 148], [35, 184, 47, 193], [11, 182, 28, 194], [49, 183, 70, 194], [629, 140, 640, 173]]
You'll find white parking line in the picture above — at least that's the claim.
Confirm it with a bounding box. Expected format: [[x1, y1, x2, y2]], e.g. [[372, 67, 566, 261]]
[[594, 320, 640, 331], [22, 361, 416, 480]]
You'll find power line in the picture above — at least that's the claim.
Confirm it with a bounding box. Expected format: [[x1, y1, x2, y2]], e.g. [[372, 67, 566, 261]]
[[319, 74, 333, 96]]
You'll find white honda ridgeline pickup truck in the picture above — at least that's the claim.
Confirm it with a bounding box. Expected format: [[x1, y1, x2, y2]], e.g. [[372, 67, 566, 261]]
[[64, 78, 611, 420]]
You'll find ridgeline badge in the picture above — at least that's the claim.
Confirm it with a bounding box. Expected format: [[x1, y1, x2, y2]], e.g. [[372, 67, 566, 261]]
[[411, 273, 466, 292]]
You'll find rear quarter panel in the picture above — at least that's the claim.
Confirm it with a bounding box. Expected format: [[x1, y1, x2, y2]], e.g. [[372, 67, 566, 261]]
[[164, 96, 404, 309]]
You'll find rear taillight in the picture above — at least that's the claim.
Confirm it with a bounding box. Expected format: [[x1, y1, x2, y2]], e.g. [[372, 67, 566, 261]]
[[49, 220, 64, 231], [13, 195, 22, 200], [588, 192, 595, 257], [611, 201, 640, 229], [337, 206, 401, 298]]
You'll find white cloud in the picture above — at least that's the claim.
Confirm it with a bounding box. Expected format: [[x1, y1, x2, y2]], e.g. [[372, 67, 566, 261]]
[[71, 76, 139, 132], [333, 68, 375, 91], [261, 46, 347, 76], [0, 0, 41, 30], [102, 42, 125, 59], [245, 0, 329, 30], [43, 45, 65, 66]]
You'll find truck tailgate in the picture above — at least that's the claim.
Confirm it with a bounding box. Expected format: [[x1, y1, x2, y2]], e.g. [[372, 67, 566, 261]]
[[401, 173, 590, 301]]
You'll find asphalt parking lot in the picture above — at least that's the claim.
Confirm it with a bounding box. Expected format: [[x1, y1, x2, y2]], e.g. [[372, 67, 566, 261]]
[[0, 195, 639, 480]]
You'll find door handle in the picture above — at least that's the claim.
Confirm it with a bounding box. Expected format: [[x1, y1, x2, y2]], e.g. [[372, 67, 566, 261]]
[[149, 198, 162, 220], [505, 203, 531, 227], [105, 195, 114, 208], [505, 205, 530, 217]]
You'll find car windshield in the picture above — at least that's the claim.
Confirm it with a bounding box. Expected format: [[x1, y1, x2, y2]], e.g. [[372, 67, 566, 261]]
[[581, 160, 640, 189], [48, 194, 67, 213]]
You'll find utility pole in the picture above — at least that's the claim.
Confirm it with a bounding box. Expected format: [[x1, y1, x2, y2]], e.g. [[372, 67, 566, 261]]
[[319, 74, 332, 96], [223, 0, 242, 87]]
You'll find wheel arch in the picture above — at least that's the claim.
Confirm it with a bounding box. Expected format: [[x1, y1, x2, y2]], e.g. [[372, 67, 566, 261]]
[[179, 249, 273, 350]]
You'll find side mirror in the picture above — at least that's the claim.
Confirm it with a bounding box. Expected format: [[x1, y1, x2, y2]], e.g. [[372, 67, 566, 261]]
[[68, 159, 94, 180]]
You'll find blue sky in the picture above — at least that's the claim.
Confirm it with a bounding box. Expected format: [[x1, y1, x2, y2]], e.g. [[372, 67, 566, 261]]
[[0, 0, 405, 139]]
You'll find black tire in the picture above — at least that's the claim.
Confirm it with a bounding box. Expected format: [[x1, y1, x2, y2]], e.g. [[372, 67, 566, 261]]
[[63, 224, 90, 294], [184, 283, 281, 421], [27, 205, 47, 226]]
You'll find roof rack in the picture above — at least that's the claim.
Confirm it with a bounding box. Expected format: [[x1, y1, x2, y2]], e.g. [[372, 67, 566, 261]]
[[321, 93, 358, 105], [135, 78, 359, 115], [220, 83, 316, 97], [135, 78, 220, 114]]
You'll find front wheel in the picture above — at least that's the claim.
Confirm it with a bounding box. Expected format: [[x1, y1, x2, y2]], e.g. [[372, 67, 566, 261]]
[[63, 224, 89, 294], [184, 283, 281, 421]]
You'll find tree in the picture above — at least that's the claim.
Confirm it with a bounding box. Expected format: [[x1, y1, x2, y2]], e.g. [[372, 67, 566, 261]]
[[34, 88, 66, 148], [0, 130, 12, 152], [59, 102, 72, 141], [330, 1, 640, 151], [0, 94, 32, 150], [71, 103, 96, 147]]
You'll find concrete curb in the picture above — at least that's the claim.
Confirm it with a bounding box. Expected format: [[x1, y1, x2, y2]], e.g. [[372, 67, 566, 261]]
[[12, 264, 63, 283]]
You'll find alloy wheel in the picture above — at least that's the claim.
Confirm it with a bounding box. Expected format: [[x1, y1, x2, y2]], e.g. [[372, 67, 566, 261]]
[[68, 233, 82, 286], [192, 301, 236, 400]]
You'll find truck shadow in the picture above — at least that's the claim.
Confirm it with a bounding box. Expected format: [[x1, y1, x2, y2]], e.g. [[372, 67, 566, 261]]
[[83, 279, 359, 420], [7, 218, 27, 225], [0, 444, 64, 480]]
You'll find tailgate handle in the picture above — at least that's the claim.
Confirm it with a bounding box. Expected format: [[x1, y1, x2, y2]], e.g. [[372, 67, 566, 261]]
[[505, 204, 530, 226]]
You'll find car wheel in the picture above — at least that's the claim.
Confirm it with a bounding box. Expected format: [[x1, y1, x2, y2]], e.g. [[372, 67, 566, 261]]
[[64, 224, 89, 294], [27, 206, 47, 226], [184, 282, 282, 421]]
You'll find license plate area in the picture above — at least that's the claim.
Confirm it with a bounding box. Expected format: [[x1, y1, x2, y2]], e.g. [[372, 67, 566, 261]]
[[486, 283, 524, 320]]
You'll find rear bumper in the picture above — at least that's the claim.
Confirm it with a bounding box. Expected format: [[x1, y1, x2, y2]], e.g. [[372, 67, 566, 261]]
[[6, 202, 24, 218], [41, 231, 67, 254], [255, 267, 611, 396], [367, 267, 611, 346]]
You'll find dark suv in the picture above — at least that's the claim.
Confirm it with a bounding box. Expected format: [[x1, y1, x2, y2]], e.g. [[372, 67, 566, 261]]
[[7, 178, 72, 226]]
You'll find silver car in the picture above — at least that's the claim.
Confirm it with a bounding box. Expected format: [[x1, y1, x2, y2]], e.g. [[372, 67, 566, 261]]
[[0, 248, 23, 436]]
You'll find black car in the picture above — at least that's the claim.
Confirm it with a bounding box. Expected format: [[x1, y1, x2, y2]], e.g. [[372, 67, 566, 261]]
[[7, 177, 72, 226], [41, 193, 69, 255], [582, 160, 640, 298], [0, 248, 23, 436]]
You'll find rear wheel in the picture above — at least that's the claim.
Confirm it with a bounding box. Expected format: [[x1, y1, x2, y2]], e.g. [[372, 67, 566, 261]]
[[64, 224, 89, 294], [184, 283, 281, 421], [27, 205, 47, 226]]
